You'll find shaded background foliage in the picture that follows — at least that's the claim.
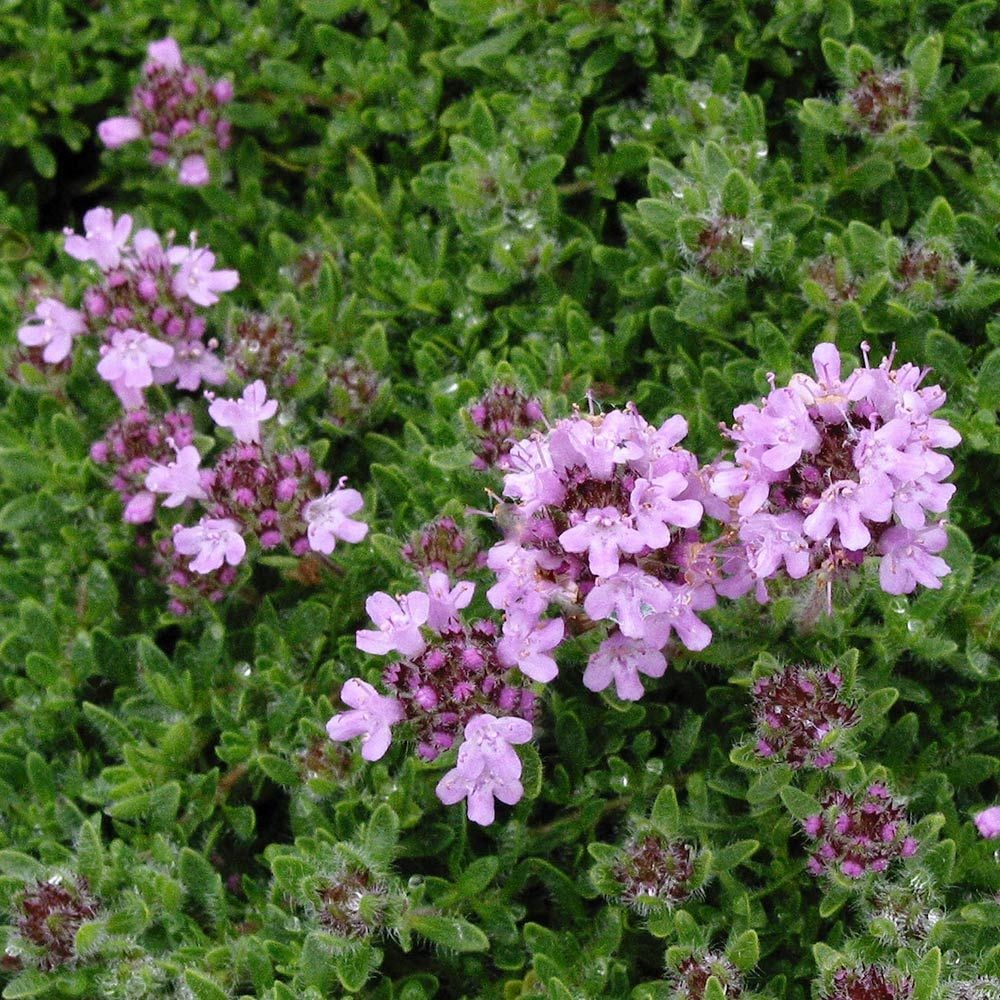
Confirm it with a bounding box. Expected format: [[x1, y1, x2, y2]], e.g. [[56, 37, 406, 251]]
[[0, 0, 998, 997]]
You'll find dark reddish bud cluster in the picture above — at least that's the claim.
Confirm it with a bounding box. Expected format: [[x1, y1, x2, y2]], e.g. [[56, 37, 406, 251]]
[[225, 311, 299, 389], [826, 965, 913, 1000], [383, 618, 536, 761], [316, 868, 387, 938], [14, 878, 99, 971], [90, 409, 195, 523], [846, 70, 917, 135], [327, 357, 386, 429], [804, 784, 918, 879], [690, 214, 757, 279], [468, 384, 544, 471], [611, 834, 697, 913], [806, 255, 860, 307], [752, 665, 858, 769], [401, 516, 484, 577], [867, 877, 941, 945], [670, 952, 744, 1000], [893, 241, 962, 302]]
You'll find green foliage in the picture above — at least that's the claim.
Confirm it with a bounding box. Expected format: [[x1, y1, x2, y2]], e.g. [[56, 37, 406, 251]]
[[1, 0, 998, 996]]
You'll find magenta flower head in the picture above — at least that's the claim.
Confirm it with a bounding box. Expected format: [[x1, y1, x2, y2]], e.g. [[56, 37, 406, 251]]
[[208, 381, 277, 443], [974, 805, 1000, 840], [356, 591, 431, 658], [435, 713, 533, 825], [326, 678, 405, 762], [63, 207, 133, 270], [712, 342, 960, 605], [173, 517, 246, 574], [467, 383, 544, 471], [16, 298, 86, 364], [303, 484, 368, 555]]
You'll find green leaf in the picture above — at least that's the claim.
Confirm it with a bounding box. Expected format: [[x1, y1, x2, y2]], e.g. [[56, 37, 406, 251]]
[[711, 841, 759, 873], [821, 38, 849, 76], [183, 969, 228, 1000], [3, 971, 53, 999], [912, 947, 940, 1000], [728, 930, 759, 972], [364, 804, 400, 867], [780, 786, 821, 821], [897, 133, 932, 171], [650, 785, 680, 836], [407, 913, 489, 952], [909, 34, 943, 91], [721, 170, 752, 218]]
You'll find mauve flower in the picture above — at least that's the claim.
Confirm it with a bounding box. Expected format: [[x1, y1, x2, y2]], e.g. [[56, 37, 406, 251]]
[[16, 298, 86, 364], [96, 328, 174, 389], [582, 632, 666, 701], [208, 380, 278, 443], [559, 506, 646, 578], [123, 490, 156, 524], [974, 806, 1000, 839], [356, 591, 430, 658], [146, 37, 183, 71], [98, 116, 143, 149], [877, 524, 950, 594], [584, 565, 673, 640], [789, 342, 874, 422], [178, 153, 210, 186], [173, 517, 246, 574], [145, 444, 208, 507], [497, 613, 563, 682], [326, 678, 405, 762], [424, 571, 475, 630], [303, 486, 368, 554], [803, 478, 891, 551], [63, 207, 133, 270], [170, 247, 239, 306], [740, 387, 821, 472], [629, 473, 703, 548]]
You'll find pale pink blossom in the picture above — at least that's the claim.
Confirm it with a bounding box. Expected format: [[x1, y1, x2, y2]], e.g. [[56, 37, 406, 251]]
[[170, 247, 239, 306], [356, 591, 430, 658], [16, 298, 86, 364], [145, 444, 208, 507], [497, 614, 564, 682], [173, 517, 246, 574], [146, 37, 183, 71], [325, 678, 405, 762], [63, 207, 133, 270], [304, 486, 368, 554], [208, 380, 277, 443], [974, 806, 1000, 840], [96, 328, 174, 389], [178, 153, 210, 186], [424, 571, 475, 630], [582, 632, 666, 701], [97, 116, 143, 149]]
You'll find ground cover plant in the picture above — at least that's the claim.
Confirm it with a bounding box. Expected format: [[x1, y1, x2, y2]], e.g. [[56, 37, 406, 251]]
[[0, 0, 998, 997]]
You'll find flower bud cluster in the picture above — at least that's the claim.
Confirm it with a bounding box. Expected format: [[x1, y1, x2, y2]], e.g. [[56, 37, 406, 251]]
[[803, 783, 918, 879], [98, 37, 232, 186], [824, 965, 913, 1000], [864, 876, 941, 946], [844, 69, 917, 136], [752, 665, 858, 769], [90, 408, 196, 524], [711, 343, 960, 601], [11, 877, 99, 972], [669, 952, 744, 1000], [52, 208, 237, 408], [609, 833, 700, 914], [489, 404, 718, 701], [401, 516, 484, 578], [315, 867, 390, 939], [224, 310, 300, 391], [327, 357, 388, 429], [468, 383, 544, 471]]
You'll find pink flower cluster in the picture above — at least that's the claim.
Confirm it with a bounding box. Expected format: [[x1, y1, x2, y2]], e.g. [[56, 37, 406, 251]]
[[711, 343, 960, 601], [489, 405, 716, 701], [327, 574, 538, 823], [468, 384, 544, 471], [803, 783, 918, 879], [752, 665, 859, 769], [98, 37, 232, 186], [51, 207, 238, 406]]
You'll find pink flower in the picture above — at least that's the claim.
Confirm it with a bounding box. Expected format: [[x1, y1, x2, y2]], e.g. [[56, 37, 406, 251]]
[[63, 207, 133, 270], [96, 328, 174, 388], [303, 486, 368, 554], [559, 506, 646, 578], [170, 247, 239, 306], [178, 153, 210, 186], [212, 79, 234, 103], [497, 614, 564, 682], [803, 479, 891, 551], [98, 116, 143, 149], [629, 473, 703, 548], [584, 565, 673, 640], [16, 298, 86, 364], [155, 340, 227, 391], [123, 490, 156, 524], [877, 524, 950, 595], [208, 381, 278, 443], [146, 37, 183, 71], [973, 806, 1000, 840], [173, 517, 246, 574], [424, 571, 475, 630], [582, 632, 666, 701], [356, 591, 430, 657], [325, 678, 405, 762], [145, 444, 207, 507], [789, 343, 873, 423], [435, 714, 533, 825]]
